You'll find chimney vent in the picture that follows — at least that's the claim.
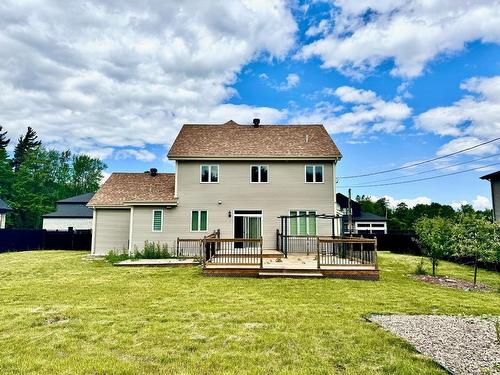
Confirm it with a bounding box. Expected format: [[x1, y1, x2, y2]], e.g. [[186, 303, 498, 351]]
[[252, 118, 260, 127], [150, 168, 158, 177]]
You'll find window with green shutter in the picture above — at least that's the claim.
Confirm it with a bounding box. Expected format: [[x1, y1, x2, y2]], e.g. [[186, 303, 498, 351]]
[[152, 210, 163, 232], [191, 210, 208, 231]]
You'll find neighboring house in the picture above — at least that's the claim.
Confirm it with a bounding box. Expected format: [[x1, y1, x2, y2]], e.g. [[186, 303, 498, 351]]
[[336, 193, 388, 235], [42, 193, 94, 230], [0, 198, 12, 229], [88, 120, 342, 255], [480, 170, 499, 222]]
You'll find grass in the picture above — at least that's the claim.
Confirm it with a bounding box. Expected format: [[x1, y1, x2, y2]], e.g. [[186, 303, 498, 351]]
[[0, 251, 498, 374]]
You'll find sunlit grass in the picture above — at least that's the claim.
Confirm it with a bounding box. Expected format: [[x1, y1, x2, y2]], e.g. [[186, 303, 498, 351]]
[[0, 251, 498, 374]]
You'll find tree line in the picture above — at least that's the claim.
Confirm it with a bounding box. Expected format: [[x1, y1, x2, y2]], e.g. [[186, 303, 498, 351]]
[[0, 126, 106, 228], [355, 195, 493, 232]]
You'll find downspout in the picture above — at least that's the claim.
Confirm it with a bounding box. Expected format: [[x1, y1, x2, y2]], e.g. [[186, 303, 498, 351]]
[[128, 206, 134, 256], [174, 160, 178, 199], [332, 161, 337, 236], [91, 208, 97, 255]]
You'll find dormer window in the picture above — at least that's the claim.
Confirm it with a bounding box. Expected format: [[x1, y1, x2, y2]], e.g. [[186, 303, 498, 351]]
[[305, 165, 323, 183], [200, 165, 219, 183]]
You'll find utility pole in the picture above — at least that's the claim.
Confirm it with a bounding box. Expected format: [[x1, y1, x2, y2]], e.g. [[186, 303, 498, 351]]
[[348, 188, 353, 237]]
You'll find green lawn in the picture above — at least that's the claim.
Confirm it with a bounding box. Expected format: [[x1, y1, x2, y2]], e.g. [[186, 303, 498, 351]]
[[0, 251, 498, 374]]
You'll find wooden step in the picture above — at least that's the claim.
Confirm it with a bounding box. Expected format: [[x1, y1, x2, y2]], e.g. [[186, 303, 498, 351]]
[[258, 272, 323, 279]]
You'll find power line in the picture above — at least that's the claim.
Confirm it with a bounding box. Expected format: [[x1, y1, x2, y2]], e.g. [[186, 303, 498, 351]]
[[338, 137, 500, 179], [337, 161, 500, 188], [347, 153, 500, 185]]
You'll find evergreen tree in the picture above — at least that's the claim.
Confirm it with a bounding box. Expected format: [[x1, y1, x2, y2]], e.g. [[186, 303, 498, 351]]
[[12, 126, 42, 172], [0, 125, 10, 149]]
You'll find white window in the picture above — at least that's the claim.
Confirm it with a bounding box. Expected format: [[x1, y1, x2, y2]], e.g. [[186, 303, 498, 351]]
[[305, 165, 324, 183], [152, 210, 163, 232], [200, 165, 219, 183], [191, 210, 208, 232], [289, 210, 317, 236], [250, 165, 269, 183]]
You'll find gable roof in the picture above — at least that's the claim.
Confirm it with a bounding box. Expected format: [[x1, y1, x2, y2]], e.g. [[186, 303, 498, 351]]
[[167, 120, 342, 160], [480, 170, 500, 181], [43, 204, 93, 218], [88, 173, 176, 207], [0, 198, 12, 212], [57, 192, 94, 204]]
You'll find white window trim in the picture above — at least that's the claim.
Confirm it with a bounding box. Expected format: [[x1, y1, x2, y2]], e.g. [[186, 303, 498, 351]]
[[190, 210, 208, 232], [289, 210, 317, 236], [200, 164, 220, 184], [152, 209, 163, 232], [249, 165, 269, 184], [304, 165, 324, 183]]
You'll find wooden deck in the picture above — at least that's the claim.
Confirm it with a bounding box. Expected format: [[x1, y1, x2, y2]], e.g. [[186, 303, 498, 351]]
[[204, 253, 379, 280]]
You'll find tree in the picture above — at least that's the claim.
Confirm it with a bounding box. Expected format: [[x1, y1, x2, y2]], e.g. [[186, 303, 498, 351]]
[[0, 125, 10, 149], [0, 126, 13, 208], [69, 154, 106, 195], [414, 216, 454, 276], [12, 126, 42, 172], [452, 213, 500, 286]]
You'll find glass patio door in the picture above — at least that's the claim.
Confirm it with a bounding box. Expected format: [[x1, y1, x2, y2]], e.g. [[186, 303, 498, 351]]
[[243, 216, 262, 239]]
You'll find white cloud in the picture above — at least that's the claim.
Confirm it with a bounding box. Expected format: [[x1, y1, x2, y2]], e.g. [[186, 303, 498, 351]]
[[291, 86, 410, 135], [370, 195, 432, 209], [269, 73, 300, 91], [0, 0, 296, 160], [305, 19, 329, 37], [451, 195, 491, 210], [115, 149, 157, 162], [472, 195, 491, 210], [415, 76, 500, 156], [298, 1, 500, 78]]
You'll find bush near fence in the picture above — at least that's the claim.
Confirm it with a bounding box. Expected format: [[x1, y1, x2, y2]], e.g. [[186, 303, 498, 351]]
[[0, 229, 91, 252]]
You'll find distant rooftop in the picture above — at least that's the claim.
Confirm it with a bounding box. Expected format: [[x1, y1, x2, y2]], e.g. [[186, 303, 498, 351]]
[[0, 198, 12, 212], [57, 192, 94, 204], [480, 170, 500, 181]]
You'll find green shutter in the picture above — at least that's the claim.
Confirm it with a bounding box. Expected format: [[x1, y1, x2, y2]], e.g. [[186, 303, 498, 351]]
[[299, 211, 307, 235], [200, 211, 207, 231], [308, 212, 316, 235], [191, 211, 199, 231], [290, 211, 297, 235], [153, 210, 162, 231]]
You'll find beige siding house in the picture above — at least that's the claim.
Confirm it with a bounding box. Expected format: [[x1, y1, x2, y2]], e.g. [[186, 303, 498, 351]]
[[89, 120, 342, 255]]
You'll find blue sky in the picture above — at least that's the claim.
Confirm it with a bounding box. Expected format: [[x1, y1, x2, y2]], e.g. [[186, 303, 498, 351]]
[[0, 1, 499, 209]]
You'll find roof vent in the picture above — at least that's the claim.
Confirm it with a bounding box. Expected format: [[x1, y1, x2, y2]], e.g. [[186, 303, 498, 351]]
[[252, 118, 260, 127], [149, 168, 158, 177]]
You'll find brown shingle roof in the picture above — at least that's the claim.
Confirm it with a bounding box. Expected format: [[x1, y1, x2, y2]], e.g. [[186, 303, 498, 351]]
[[88, 173, 176, 206], [167, 120, 342, 159]]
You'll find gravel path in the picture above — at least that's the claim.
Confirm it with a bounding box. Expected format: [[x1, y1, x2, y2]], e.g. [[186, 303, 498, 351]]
[[370, 315, 500, 375]]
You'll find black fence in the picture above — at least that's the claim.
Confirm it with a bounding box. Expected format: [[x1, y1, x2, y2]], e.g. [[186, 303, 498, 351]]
[[351, 233, 421, 255], [0, 229, 91, 252]]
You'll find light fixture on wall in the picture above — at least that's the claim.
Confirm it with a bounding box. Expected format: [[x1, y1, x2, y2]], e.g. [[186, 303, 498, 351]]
[[218, 200, 222, 205], [228, 211, 231, 218]]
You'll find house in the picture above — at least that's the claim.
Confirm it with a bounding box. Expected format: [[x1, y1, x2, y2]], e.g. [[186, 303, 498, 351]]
[[42, 193, 94, 230], [480, 170, 499, 222], [88, 120, 342, 255], [336, 193, 388, 235], [0, 198, 12, 229]]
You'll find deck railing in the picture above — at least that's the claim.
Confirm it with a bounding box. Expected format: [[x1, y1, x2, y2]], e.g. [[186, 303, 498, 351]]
[[175, 238, 202, 258], [317, 236, 377, 268], [203, 237, 263, 267], [276, 230, 317, 257]]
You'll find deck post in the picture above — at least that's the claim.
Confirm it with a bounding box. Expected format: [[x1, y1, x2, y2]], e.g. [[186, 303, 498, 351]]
[[316, 237, 321, 269], [374, 237, 378, 268], [284, 218, 288, 258], [259, 237, 263, 269], [176, 237, 180, 257]]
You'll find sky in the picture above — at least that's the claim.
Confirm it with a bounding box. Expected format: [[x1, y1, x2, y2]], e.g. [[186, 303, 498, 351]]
[[0, 0, 499, 210]]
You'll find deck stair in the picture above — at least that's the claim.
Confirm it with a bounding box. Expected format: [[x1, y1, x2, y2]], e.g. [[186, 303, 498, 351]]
[[258, 270, 323, 279]]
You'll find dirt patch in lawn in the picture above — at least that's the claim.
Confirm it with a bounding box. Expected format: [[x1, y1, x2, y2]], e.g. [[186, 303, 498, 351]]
[[410, 275, 494, 292]]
